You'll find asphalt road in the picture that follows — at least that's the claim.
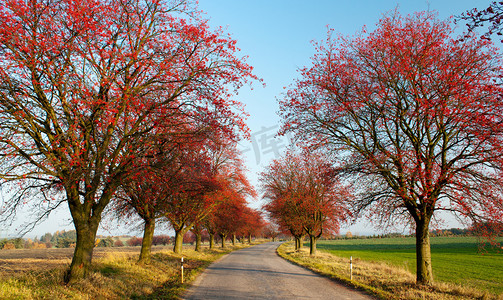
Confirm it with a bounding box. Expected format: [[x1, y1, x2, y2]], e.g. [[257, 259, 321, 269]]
[[183, 242, 374, 299]]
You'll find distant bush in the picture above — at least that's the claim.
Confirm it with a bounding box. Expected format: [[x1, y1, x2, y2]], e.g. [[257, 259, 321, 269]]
[[23, 239, 48, 249], [46, 230, 77, 248], [97, 237, 114, 247], [56, 237, 74, 248], [127, 237, 143, 246], [32, 242, 47, 249], [152, 235, 170, 246], [2, 242, 15, 250], [114, 240, 124, 247]]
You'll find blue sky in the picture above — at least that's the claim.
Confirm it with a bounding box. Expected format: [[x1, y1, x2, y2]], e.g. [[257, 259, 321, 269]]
[[2, 0, 490, 238]]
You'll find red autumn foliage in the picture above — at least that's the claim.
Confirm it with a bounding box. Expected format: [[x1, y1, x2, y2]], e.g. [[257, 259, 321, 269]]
[[261, 149, 350, 255], [279, 10, 503, 284], [0, 0, 256, 282], [237, 207, 266, 243], [150, 141, 254, 254], [196, 143, 257, 248], [113, 240, 124, 247], [183, 231, 196, 244], [262, 222, 281, 241], [127, 237, 143, 247], [163, 147, 221, 254], [211, 192, 248, 247], [459, 1, 503, 43], [152, 235, 171, 246], [114, 130, 220, 259]]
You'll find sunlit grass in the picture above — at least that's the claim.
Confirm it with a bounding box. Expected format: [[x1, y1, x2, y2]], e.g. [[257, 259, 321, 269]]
[[277, 238, 502, 300], [315, 236, 503, 295]]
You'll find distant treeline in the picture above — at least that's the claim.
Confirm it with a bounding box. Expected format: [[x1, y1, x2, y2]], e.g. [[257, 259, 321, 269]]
[[323, 226, 500, 240], [1, 230, 171, 250]]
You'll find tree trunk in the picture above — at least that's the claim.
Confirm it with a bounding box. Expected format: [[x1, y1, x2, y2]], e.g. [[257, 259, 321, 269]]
[[65, 218, 98, 283], [294, 235, 304, 251], [195, 233, 202, 252], [309, 234, 318, 255], [248, 234, 252, 244], [232, 234, 236, 246], [209, 233, 215, 249], [65, 188, 105, 283], [64, 181, 116, 283], [173, 230, 184, 254], [220, 233, 227, 248], [139, 218, 155, 263], [416, 220, 433, 285]]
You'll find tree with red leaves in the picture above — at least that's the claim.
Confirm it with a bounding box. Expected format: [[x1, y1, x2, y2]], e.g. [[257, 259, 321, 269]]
[[190, 221, 205, 251], [112, 130, 211, 262], [198, 143, 256, 248], [238, 207, 265, 243], [163, 148, 219, 254], [212, 192, 247, 248], [262, 222, 280, 242], [165, 142, 254, 254], [267, 204, 305, 251], [0, 0, 256, 282], [261, 150, 350, 255], [204, 211, 219, 249], [279, 11, 503, 284], [459, 1, 503, 43]]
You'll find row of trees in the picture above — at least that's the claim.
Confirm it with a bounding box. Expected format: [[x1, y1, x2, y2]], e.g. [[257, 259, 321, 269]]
[[260, 150, 350, 255], [0, 0, 262, 282], [272, 8, 503, 286], [111, 140, 266, 263]]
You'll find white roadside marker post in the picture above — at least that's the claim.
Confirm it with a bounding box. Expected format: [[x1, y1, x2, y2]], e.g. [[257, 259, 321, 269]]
[[350, 256, 353, 280], [181, 257, 184, 283]]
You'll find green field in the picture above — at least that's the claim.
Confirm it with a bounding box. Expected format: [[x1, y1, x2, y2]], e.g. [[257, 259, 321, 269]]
[[314, 236, 503, 295]]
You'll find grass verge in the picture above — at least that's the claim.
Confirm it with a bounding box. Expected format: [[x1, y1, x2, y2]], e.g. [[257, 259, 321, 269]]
[[316, 236, 503, 295], [277, 242, 502, 300], [0, 242, 261, 299]]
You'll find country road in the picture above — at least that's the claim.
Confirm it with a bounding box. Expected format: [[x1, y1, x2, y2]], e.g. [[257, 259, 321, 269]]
[[183, 242, 374, 299]]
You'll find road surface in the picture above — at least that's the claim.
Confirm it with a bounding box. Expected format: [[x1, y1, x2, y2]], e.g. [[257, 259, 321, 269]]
[[183, 242, 374, 299]]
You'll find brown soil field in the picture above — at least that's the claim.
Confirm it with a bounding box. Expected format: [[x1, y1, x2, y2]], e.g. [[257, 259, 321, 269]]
[[0, 246, 169, 275]]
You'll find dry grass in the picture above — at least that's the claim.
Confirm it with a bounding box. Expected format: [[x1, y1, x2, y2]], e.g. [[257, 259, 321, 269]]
[[0, 242, 261, 299], [0, 246, 164, 276], [277, 242, 502, 300]]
